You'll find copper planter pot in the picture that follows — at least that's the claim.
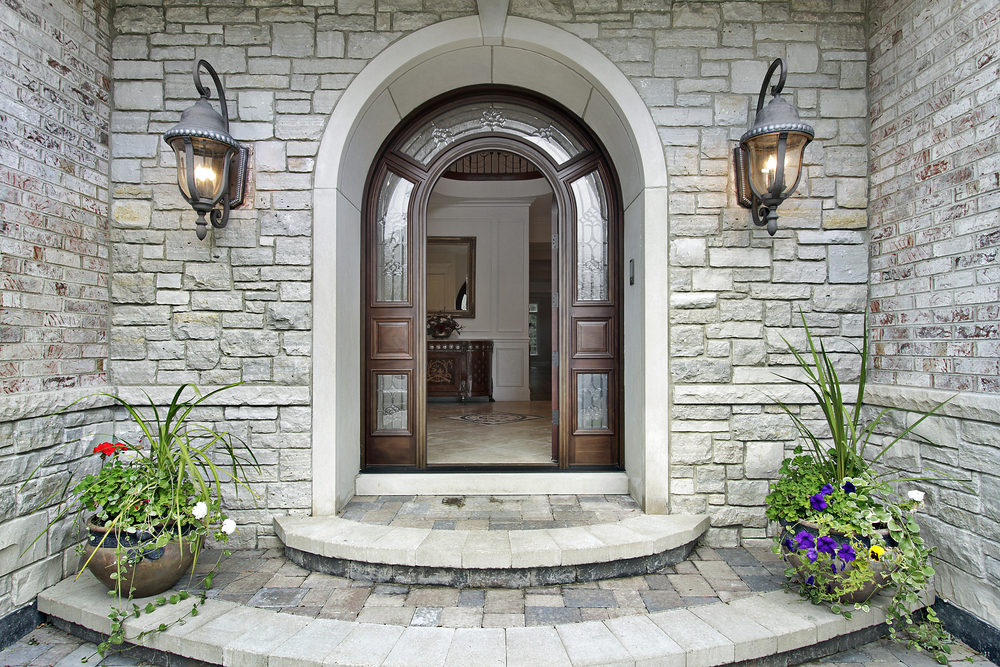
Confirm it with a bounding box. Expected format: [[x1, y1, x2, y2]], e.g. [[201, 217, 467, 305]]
[[83, 522, 201, 598]]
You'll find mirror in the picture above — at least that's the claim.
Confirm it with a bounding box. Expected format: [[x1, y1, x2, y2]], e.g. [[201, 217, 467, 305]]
[[427, 236, 475, 318]]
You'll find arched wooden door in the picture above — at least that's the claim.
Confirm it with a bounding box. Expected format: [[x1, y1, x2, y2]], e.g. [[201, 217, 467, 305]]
[[362, 87, 622, 469]]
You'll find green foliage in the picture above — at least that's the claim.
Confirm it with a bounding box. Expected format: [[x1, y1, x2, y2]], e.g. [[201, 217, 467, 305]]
[[23, 384, 258, 663], [772, 314, 951, 485], [768, 315, 956, 664]]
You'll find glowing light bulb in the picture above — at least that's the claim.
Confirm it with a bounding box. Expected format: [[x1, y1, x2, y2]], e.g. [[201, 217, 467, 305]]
[[194, 164, 217, 188], [762, 155, 776, 189]]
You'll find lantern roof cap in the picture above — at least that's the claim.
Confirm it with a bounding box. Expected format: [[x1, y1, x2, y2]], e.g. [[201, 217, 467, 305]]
[[163, 97, 240, 150], [740, 94, 814, 144]]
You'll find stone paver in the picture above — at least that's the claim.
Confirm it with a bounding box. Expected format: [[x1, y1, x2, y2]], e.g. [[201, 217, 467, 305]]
[[131, 544, 784, 630], [11, 606, 993, 667], [340, 494, 642, 530]]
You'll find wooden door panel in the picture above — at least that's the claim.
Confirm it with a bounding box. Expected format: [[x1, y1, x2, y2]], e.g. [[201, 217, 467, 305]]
[[573, 318, 613, 358], [569, 435, 616, 465], [372, 318, 413, 359]]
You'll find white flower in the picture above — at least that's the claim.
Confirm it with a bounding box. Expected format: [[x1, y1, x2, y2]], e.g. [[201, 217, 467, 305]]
[[192, 501, 208, 520], [908, 490, 925, 503], [221, 518, 236, 535]]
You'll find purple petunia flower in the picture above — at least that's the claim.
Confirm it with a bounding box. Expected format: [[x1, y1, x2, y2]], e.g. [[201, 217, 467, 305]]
[[820, 484, 834, 496], [805, 575, 815, 586], [810, 493, 828, 511], [817, 535, 839, 555], [842, 481, 856, 494], [806, 548, 819, 563], [838, 543, 856, 563], [794, 531, 815, 550], [783, 537, 795, 551]]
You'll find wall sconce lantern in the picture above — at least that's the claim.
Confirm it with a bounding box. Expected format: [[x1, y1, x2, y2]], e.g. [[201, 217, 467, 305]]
[[734, 58, 814, 236], [163, 59, 248, 240]]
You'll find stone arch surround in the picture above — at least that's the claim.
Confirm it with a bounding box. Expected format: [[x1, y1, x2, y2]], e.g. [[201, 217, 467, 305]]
[[311, 14, 670, 515]]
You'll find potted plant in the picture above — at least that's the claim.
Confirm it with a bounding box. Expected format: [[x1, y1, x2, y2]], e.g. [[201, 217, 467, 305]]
[[427, 313, 464, 339], [25, 382, 259, 657], [765, 315, 954, 663]]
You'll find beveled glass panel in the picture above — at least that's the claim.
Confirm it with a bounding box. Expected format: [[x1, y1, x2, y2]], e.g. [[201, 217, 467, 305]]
[[375, 374, 408, 431], [375, 172, 413, 302], [400, 103, 585, 165], [573, 171, 609, 301], [577, 373, 609, 430]]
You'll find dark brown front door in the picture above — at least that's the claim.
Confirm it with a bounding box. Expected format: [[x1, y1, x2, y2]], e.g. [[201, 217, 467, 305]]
[[362, 87, 622, 469]]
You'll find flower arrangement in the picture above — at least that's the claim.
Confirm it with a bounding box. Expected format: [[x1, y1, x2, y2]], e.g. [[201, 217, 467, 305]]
[[765, 315, 954, 663], [25, 382, 259, 658], [427, 313, 464, 338]]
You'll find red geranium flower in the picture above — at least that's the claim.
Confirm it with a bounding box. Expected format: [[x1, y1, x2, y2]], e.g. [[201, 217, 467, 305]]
[[93, 442, 127, 456]]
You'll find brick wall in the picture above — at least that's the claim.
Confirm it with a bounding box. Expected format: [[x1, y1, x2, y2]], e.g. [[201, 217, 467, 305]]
[[867, 0, 1000, 626], [868, 0, 1000, 391], [0, 0, 114, 617], [0, 0, 112, 394]]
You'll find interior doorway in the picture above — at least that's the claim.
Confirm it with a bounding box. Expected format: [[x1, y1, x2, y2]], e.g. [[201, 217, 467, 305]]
[[362, 87, 623, 470], [424, 167, 555, 466]]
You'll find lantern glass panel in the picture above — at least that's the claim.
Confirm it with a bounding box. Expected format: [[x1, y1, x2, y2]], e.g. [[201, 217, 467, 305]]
[[744, 131, 810, 198], [171, 137, 231, 202]]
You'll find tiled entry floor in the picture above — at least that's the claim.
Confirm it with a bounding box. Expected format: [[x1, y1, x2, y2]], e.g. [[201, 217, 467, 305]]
[[337, 494, 642, 530], [160, 544, 785, 627], [426, 401, 552, 465]]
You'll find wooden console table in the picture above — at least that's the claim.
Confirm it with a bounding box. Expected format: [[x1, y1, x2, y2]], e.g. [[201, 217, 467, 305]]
[[427, 340, 494, 403]]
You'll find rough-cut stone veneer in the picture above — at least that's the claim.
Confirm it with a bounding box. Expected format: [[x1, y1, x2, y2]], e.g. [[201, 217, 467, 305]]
[[868, 0, 1000, 392], [865, 385, 1000, 628], [108, 0, 871, 548], [866, 0, 1000, 627], [0, 0, 112, 393], [0, 391, 114, 618]]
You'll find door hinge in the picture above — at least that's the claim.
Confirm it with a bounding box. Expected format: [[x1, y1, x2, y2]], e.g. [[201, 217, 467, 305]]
[[552, 292, 558, 308], [552, 350, 559, 367], [551, 233, 558, 250], [552, 409, 559, 425]]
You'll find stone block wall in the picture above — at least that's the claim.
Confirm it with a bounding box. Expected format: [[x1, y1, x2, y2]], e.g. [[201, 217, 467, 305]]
[[867, 0, 1000, 627], [523, 0, 872, 546], [107, 0, 872, 548], [0, 0, 112, 393]]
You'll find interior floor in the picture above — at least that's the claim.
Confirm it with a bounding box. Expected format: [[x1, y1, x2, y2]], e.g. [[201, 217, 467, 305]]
[[426, 400, 553, 465]]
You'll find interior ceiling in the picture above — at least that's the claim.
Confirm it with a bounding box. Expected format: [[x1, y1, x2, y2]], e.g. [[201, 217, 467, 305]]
[[443, 150, 542, 180]]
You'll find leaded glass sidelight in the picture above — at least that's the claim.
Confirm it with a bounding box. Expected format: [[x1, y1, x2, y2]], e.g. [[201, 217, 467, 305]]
[[577, 373, 610, 430], [572, 171, 609, 302], [375, 374, 408, 431], [399, 102, 585, 166], [375, 172, 413, 302]]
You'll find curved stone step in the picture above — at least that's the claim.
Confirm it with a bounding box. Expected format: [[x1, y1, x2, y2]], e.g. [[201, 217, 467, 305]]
[[38, 573, 899, 667], [274, 514, 711, 587]]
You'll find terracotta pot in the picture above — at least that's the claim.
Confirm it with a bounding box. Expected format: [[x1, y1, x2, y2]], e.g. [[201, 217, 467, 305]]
[[83, 522, 201, 598], [780, 519, 895, 604]]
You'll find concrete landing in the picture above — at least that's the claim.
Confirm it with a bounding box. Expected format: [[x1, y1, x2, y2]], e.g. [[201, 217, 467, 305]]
[[38, 572, 898, 667], [275, 513, 711, 587]]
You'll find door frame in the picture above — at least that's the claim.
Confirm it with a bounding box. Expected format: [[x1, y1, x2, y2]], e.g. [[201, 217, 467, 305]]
[[361, 86, 624, 470]]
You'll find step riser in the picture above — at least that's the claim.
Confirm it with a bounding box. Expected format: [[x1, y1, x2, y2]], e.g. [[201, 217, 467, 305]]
[[285, 540, 696, 588], [46, 608, 893, 667]]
